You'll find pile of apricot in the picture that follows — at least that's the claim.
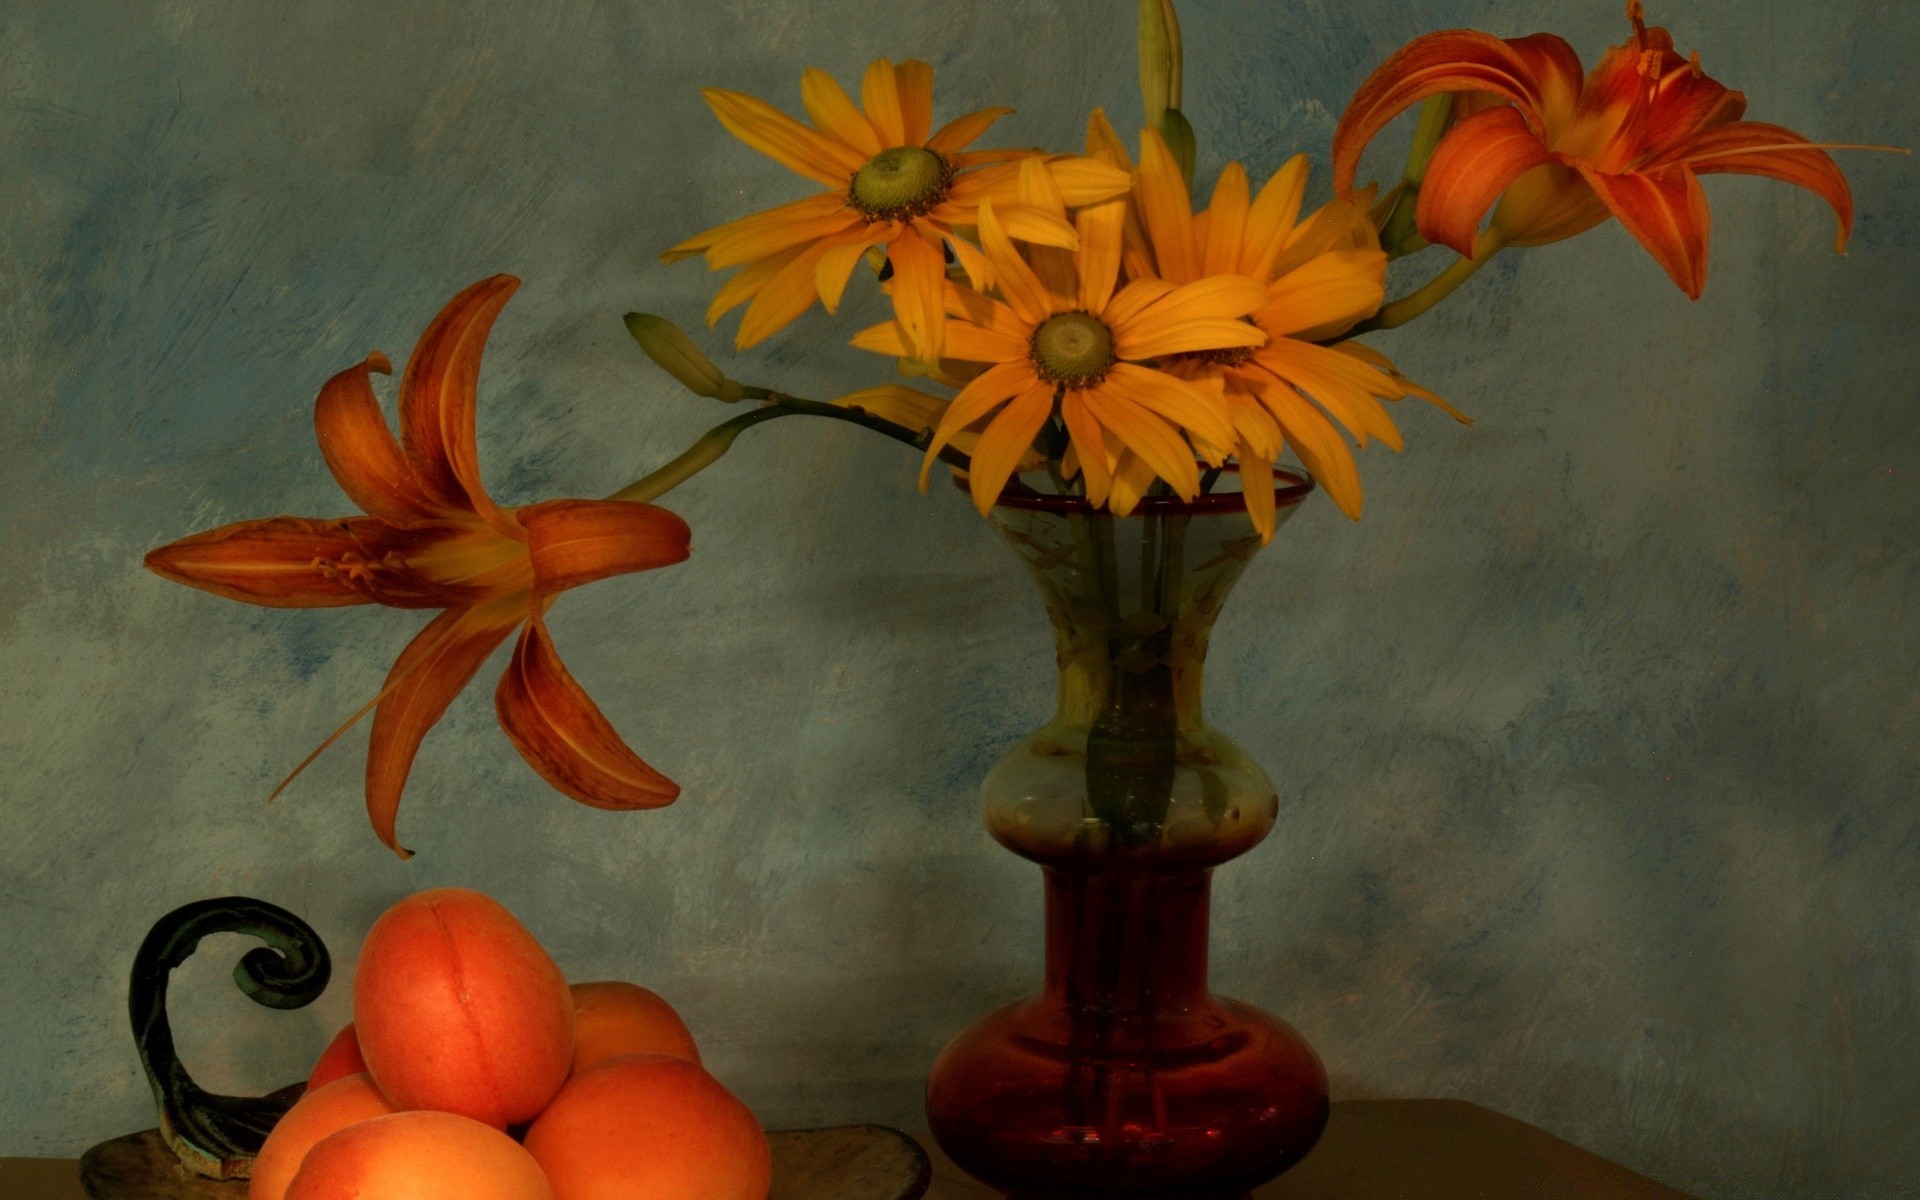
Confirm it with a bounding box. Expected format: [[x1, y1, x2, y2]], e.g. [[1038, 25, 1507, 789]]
[[251, 888, 770, 1200]]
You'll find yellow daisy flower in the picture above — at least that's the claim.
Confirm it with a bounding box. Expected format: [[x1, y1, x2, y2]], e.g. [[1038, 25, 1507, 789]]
[[853, 157, 1270, 516], [665, 58, 1131, 362], [1131, 128, 1464, 538]]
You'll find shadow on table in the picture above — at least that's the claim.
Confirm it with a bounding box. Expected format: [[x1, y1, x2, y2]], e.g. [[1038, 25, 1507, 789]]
[[1261, 1099, 1696, 1200]]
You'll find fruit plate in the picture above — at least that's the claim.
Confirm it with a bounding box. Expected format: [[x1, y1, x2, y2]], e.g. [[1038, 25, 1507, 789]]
[[79, 1123, 931, 1200]]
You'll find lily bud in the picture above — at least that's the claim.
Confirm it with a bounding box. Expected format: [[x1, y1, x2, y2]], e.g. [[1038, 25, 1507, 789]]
[[624, 313, 746, 402], [1137, 0, 1182, 127]]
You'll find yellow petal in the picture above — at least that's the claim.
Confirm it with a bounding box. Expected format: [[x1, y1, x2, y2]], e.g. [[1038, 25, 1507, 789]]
[[1016, 155, 1070, 222], [862, 58, 906, 146], [801, 68, 882, 157], [706, 247, 802, 327], [1113, 273, 1267, 341], [1102, 362, 1236, 458], [1202, 162, 1252, 278], [1081, 382, 1200, 499], [1114, 315, 1265, 362], [816, 230, 886, 312], [1244, 154, 1309, 278], [996, 203, 1080, 249], [735, 240, 832, 348], [1076, 199, 1126, 314], [1263, 384, 1363, 519], [976, 202, 1055, 327], [943, 319, 1028, 364], [850, 319, 911, 357], [967, 381, 1055, 514], [1059, 390, 1114, 506], [928, 106, 1016, 156], [1135, 126, 1199, 283], [921, 360, 1035, 488], [703, 87, 865, 187], [896, 59, 935, 146], [885, 231, 948, 362], [1084, 107, 1133, 170], [1046, 155, 1134, 205], [1258, 250, 1388, 338], [833, 383, 949, 431]]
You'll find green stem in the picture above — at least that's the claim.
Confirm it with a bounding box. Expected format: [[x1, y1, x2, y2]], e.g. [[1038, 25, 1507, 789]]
[[1348, 232, 1506, 335], [608, 393, 970, 504]]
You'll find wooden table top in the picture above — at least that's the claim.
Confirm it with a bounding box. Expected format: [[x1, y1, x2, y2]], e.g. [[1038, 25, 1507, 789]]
[[3, 1098, 1696, 1200]]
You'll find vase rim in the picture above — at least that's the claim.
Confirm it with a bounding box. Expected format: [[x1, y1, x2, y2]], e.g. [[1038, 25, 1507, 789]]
[[980, 466, 1315, 517]]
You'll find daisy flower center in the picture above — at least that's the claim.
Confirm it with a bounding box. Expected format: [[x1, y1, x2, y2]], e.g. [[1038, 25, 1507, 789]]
[[1030, 312, 1116, 386], [850, 146, 953, 221], [1191, 344, 1259, 368]]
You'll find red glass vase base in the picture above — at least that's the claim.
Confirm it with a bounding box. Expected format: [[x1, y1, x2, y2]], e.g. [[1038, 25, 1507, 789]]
[[926, 869, 1329, 1200]]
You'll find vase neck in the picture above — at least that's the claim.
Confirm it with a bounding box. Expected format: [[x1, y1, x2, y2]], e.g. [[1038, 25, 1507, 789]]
[[989, 508, 1268, 737], [1043, 867, 1211, 1011]]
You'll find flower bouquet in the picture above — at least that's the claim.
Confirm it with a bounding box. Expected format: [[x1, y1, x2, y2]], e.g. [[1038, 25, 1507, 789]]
[[142, 2, 1883, 1196]]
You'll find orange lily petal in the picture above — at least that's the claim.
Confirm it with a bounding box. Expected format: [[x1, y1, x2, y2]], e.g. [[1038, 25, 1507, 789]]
[[365, 599, 523, 857], [702, 87, 865, 186], [314, 352, 440, 523], [1416, 105, 1557, 256], [1577, 163, 1711, 298], [520, 499, 692, 596], [398, 274, 523, 539], [145, 517, 382, 609], [495, 612, 679, 812], [1332, 29, 1570, 194], [1668, 121, 1854, 252]]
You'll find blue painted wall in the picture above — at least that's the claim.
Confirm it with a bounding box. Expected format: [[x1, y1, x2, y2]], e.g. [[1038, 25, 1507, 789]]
[[0, 1, 1913, 1194]]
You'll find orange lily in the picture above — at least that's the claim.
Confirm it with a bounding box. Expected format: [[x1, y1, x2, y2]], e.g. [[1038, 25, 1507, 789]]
[[145, 276, 692, 858], [1332, 2, 1854, 297]]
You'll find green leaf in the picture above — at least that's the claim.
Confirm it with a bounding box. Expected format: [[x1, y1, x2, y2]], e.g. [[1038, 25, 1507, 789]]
[[1159, 107, 1197, 188]]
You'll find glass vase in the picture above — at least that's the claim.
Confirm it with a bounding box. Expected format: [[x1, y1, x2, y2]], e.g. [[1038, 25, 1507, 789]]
[[925, 475, 1329, 1200]]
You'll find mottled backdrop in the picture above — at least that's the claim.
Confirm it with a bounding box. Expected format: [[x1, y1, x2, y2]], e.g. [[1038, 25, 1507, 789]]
[[1, 1, 1913, 1195]]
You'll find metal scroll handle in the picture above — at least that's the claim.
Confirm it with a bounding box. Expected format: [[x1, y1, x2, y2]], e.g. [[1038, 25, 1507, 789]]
[[129, 897, 331, 1180]]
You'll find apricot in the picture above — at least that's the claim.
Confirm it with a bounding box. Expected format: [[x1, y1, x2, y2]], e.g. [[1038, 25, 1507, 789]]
[[250, 1074, 396, 1200], [284, 1110, 553, 1200], [353, 888, 573, 1128], [524, 1054, 771, 1200], [569, 981, 700, 1073], [305, 1024, 367, 1092]]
